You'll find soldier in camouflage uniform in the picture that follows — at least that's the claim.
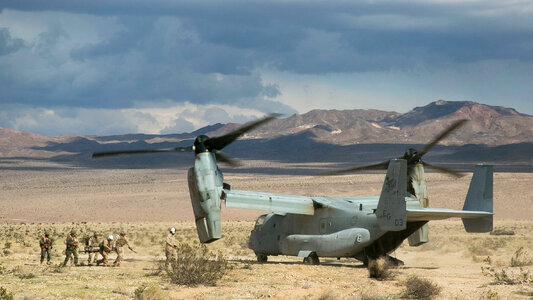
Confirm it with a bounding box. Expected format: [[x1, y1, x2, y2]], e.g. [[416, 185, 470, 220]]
[[113, 232, 135, 267], [97, 235, 113, 267], [62, 230, 79, 267], [86, 232, 100, 266], [165, 227, 177, 269], [39, 232, 53, 264]]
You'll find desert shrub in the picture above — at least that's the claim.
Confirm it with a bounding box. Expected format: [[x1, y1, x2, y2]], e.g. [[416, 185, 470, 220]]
[[3, 242, 11, 249], [134, 284, 147, 299], [482, 265, 532, 285], [166, 242, 228, 286], [134, 284, 165, 300], [317, 289, 340, 300], [490, 229, 515, 236], [481, 289, 499, 300], [368, 257, 394, 280], [401, 275, 441, 299], [510, 247, 533, 267], [0, 286, 14, 300], [360, 294, 385, 300]]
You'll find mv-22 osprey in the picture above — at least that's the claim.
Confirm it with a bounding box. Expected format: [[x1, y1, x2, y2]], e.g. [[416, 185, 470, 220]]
[[93, 115, 493, 266]]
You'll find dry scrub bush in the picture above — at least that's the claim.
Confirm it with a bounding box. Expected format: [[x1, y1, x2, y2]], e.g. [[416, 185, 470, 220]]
[[401, 275, 441, 299], [510, 247, 533, 267], [166, 242, 228, 286], [490, 229, 515, 236], [0, 286, 14, 300], [368, 257, 395, 280], [481, 289, 499, 300], [134, 284, 166, 300], [482, 256, 533, 285]]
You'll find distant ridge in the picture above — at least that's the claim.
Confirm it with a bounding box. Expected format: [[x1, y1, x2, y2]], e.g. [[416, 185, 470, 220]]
[[1, 101, 532, 170]]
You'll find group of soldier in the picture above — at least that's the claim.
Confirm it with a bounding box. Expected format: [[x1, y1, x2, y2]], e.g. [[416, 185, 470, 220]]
[[39, 229, 136, 267], [39, 227, 179, 268]]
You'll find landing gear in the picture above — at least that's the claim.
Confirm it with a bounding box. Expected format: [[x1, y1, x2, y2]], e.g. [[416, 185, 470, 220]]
[[303, 252, 320, 265], [256, 253, 268, 263], [385, 255, 404, 266]]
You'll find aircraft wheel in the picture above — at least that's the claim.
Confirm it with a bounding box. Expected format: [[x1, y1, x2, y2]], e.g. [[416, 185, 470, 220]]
[[303, 253, 320, 265], [256, 253, 268, 263]]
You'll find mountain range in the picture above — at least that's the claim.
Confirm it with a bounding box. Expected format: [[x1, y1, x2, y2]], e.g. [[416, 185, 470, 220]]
[[1, 100, 532, 172]]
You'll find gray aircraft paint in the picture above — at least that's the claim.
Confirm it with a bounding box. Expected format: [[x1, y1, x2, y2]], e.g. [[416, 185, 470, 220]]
[[188, 155, 493, 262]]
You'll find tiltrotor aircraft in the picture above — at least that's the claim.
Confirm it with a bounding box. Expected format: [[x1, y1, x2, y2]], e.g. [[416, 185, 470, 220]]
[[93, 115, 493, 265]]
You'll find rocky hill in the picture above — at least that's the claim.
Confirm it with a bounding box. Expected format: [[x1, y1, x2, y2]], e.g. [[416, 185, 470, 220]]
[[1, 101, 532, 170], [207, 100, 533, 146]]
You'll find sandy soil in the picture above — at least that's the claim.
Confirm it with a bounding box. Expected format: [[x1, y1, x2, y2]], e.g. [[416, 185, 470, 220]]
[[0, 160, 531, 223], [0, 159, 532, 299]]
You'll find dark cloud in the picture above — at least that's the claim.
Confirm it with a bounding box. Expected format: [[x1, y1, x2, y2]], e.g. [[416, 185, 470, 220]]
[[0, 0, 532, 133], [0, 28, 24, 55]]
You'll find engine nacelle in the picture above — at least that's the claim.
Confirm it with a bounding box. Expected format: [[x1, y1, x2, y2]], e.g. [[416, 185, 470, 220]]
[[188, 152, 223, 243]]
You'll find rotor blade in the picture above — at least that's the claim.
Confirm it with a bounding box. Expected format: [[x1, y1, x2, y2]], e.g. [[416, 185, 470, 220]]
[[205, 113, 281, 151], [418, 119, 468, 157], [422, 161, 464, 178], [319, 160, 390, 176], [214, 151, 241, 167], [174, 146, 194, 152], [92, 146, 193, 158]]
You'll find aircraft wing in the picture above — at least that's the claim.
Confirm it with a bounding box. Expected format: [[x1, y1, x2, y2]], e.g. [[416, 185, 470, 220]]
[[223, 189, 315, 215], [407, 208, 493, 221]]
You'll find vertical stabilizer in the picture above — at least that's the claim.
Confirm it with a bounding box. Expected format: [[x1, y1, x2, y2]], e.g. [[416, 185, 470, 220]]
[[462, 164, 493, 233], [408, 163, 429, 246], [377, 159, 407, 231]]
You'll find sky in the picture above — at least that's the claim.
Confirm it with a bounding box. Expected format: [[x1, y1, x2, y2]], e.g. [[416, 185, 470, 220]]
[[1, 0, 533, 136]]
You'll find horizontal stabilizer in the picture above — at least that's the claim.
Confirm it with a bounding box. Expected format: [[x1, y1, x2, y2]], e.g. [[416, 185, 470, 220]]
[[224, 190, 315, 215], [462, 164, 493, 232], [407, 208, 492, 221]]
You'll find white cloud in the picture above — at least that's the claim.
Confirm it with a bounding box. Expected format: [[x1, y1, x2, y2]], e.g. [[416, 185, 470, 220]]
[[0, 103, 266, 136]]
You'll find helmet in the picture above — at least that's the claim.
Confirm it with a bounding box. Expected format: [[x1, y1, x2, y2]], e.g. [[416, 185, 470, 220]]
[[70, 229, 76, 235], [120, 232, 125, 236], [93, 232, 98, 237], [107, 235, 114, 241], [170, 227, 176, 234]]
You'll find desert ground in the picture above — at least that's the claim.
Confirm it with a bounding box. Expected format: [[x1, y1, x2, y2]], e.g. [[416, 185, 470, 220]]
[[0, 159, 532, 299]]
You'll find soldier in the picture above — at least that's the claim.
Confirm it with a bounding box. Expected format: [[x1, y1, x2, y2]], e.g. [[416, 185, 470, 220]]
[[165, 227, 177, 269], [39, 232, 53, 264], [97, 235, 113, 267], [113, 232, 135, 267], [86, 232, 100, 266], [62, 230, 79, 267]]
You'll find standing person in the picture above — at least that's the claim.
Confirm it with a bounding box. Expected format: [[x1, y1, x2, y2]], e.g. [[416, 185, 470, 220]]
[[86, 232, 100, 266], [165, 227, 177, 269], [62, 230, 79, 267], [39, 232, 53, 265], [97, 235, 113, 266], [113, 232, 135, 267]]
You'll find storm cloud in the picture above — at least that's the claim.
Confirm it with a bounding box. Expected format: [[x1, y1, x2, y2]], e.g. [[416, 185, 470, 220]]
[[1, 1, 532, 135]]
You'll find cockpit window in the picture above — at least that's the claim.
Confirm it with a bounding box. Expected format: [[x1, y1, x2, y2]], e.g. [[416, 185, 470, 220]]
[[255, 215, 266, 229]]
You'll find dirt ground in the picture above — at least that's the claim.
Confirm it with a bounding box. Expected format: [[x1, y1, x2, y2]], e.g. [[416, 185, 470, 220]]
[[0, 159, 532, 299]]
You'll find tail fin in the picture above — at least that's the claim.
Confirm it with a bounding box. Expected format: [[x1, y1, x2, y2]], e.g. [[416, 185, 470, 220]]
[[462, 164, 493, 233], [376, 159, 407, 231], [407, 163, 429, 246]]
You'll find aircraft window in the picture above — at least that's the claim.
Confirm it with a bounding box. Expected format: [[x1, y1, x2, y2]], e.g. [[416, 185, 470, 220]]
[[320, 218, 327, 234], [255, 216, 265, 228]]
